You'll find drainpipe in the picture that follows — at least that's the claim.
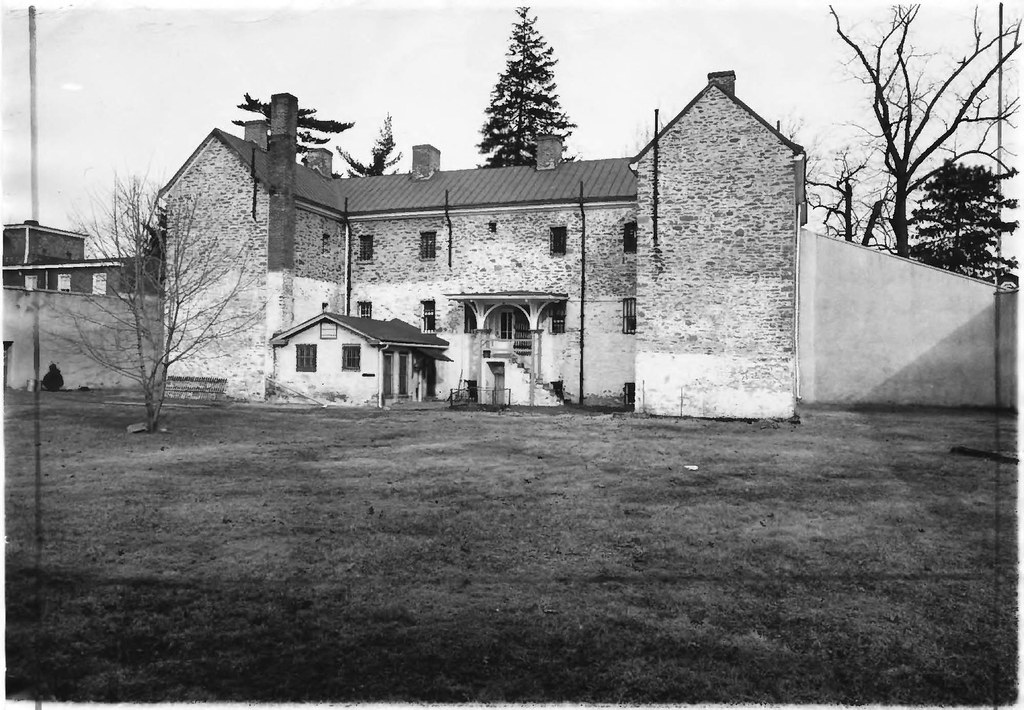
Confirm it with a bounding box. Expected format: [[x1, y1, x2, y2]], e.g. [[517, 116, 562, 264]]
[[578, 181, 586, 405], [377, 346, 384, 408], [445, 189, 453, 269], [653, 108, 659, 247], [343, 198, 351, 316]]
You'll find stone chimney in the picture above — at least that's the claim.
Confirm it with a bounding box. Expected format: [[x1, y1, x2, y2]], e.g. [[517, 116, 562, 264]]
[[303, 147, 333, 177], [707, 70, 736, 96], [536, 135, 563, 170], [244, 119, 269, 150], [411, 144, 441, 180]]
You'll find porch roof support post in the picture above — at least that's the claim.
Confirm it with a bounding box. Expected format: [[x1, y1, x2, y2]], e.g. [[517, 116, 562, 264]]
[[376, 346, 384, 408], [530, 328, 542, 406]]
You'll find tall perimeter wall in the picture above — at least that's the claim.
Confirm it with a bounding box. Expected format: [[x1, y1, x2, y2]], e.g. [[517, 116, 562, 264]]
[[798, 230, 1017, 408], [634, 83, 800, 418]]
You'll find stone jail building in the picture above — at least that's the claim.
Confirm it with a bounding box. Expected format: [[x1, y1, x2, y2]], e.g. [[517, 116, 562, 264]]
[[161, 70, 807, 417]]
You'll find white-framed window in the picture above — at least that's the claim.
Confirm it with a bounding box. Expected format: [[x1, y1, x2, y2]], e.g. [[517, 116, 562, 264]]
[[92, 272, 107, 295], [57, 273, 71, 292], [320, 322, 338, 340], [24, 275, 37, 290]]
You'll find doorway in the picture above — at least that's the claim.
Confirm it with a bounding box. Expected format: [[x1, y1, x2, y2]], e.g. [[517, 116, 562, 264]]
[[488, 361, 505, 405]]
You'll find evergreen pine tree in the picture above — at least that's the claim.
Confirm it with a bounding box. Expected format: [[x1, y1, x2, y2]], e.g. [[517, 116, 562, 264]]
[[478, 7, 576, 168], [909, 160, 1018, 282], [232, 93, 354, 154], [338, 114, 404, 177]]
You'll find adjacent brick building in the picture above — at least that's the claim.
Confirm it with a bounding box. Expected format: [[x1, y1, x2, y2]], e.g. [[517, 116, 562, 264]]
[[161, 70, 807, 415]]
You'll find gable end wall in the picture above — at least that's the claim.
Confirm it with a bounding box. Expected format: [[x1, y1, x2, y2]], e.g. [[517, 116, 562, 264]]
[[635, 88, 797, 418]]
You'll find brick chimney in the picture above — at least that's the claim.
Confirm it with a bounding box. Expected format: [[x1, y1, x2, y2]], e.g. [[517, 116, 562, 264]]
[[268, 93, 297, 275], [536, 135, 563, 170], [244, 119, 268, 150], [707, 70, 736, 96], [303, 147, 333, 177], [411, 144, 440, 180]]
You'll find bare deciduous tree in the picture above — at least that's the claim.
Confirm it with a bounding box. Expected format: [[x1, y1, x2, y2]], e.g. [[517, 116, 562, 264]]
[[72, 177, 263, 431], [829, 5, 1021, 256]]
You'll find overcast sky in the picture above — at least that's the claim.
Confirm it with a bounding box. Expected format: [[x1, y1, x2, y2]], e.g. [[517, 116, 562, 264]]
[[1, 0, 1018, 245]]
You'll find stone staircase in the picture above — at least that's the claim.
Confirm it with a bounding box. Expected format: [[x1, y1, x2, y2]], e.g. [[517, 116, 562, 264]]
[[508, 354, 565, 406]]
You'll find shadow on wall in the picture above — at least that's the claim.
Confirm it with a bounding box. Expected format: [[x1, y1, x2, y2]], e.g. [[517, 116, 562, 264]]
[[862, 293, 1016, 408]]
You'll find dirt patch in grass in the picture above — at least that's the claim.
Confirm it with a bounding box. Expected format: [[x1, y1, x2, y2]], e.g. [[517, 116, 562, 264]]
[[4, 391, 1017, 703]]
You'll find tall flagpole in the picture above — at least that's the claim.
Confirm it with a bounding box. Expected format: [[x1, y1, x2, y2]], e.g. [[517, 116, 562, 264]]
[[29, 5, 39, 221]]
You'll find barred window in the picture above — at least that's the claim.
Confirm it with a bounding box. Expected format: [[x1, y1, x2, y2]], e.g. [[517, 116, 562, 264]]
[[358, 235, 374, 261], [623, 221, 637, 253], [550, 303, 566, 334], [321, 232, 330, 255], [342, 345, 361, 371], [296, 344, 317, 372], [550, 226, 567, 255], [420, 231, 437, 259], [357, 301, 372, 319], [422, 300, 436, 333], [622, 298, 637, 334]]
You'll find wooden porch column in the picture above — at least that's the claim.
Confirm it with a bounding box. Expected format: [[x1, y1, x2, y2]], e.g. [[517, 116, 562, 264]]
[[376, 347, 384, 408], [530, 328, 543, 406]]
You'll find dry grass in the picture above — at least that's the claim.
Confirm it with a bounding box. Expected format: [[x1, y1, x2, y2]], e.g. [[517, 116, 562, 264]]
[[4, 391, 1017, 703]]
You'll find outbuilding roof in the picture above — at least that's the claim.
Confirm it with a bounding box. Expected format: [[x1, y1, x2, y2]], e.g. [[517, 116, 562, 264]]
[[213, 130, 636, 217], [270, 312, 450, 349]]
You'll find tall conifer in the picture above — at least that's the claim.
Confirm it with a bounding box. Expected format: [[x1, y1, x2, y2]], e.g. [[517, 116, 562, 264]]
[[478, 7, 575, 168], [338, 114, 404, 177], [909, 160, 1018, 281], [233, 93, 354, 154]]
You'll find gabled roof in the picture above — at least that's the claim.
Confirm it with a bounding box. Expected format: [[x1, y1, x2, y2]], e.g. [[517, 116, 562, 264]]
[[271, 312, 450, 349], [633, 83, 804, 162], [209, 129, 637, 217]]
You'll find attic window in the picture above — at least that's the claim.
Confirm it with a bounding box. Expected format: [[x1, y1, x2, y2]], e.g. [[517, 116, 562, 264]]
[[623, 221, 637, 253], [550, 226, 567, 256], [320, 322, 338, 340], [420, 231, 437, 260], [358, 235, 374, 261]]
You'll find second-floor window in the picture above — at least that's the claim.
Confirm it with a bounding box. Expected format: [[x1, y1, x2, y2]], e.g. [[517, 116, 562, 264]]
[[421, 300, 436, 332], [24, 275, 37, 290], [357, 301, 372, 319], [550, 226, 567, 255], [420, 231, 437, 259], [321, 233, 331, 255], [622, 297, 637, 334], [358, 235, 374, 261], [92, 273, 107, 295], [623, 221, 638, 253], [57, 273, 71, 292]]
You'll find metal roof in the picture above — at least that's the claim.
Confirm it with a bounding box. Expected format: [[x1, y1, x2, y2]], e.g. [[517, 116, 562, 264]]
[[215, 130, 637, 217], [271, 312, 450, 348]]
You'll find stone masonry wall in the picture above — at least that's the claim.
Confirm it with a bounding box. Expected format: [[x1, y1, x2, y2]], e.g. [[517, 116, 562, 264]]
[[164, 138, 271, 399], [349, 204, 636, 403], [293, 207, 348, 322], [635, 87, 798, 418]]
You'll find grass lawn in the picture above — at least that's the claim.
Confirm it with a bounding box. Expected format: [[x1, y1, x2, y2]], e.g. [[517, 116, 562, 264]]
[[4, 391, 1017, 703]]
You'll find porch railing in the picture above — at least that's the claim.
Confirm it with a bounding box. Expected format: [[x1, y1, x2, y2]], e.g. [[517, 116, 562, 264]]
[[449, 387, 511, 408]]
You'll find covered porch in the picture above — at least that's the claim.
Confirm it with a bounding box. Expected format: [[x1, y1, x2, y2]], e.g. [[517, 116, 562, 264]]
[[446, 291, 567, 406]]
